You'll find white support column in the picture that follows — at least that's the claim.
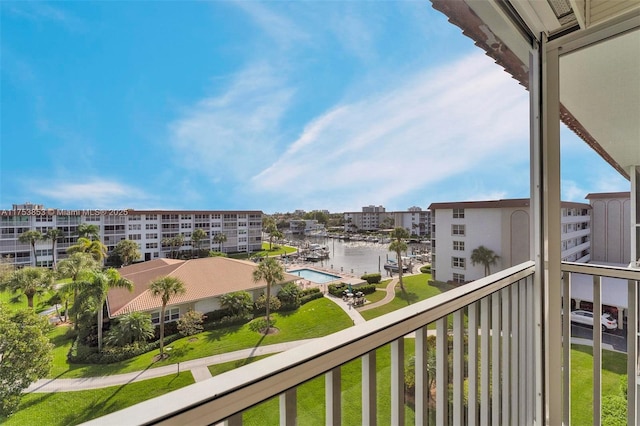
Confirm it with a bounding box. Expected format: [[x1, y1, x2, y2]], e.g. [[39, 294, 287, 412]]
[[453, 310, 464, 425], [627, 278, 638, 426], [468, 303, 479, 426], [480, 297, 491, 425], [593, 276, 602, 425], [562, 272, 572, 426]]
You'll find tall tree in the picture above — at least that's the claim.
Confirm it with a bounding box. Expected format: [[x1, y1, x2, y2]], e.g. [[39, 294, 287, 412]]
[[1, 267, 54, 308], [388, 227, 410, 293], [263, 217, 281, 251], [162, 235, 184, 259], [77, 223, 100, 241], [58, 252, 99, 329], [470, 245, 500, 277], [112, 239, 141, 266], [67, 237, 108, 263], [44, 228, 64, 269], [213, 232, 227, 253], [150, 276, 186, 358], [81, 268, 133, 351], [219, 291, 253, 317], [190, 228, 207, 258], [0, 307, 53, 417], [252, 257, 284, 333], [18, 230, 43, 266]]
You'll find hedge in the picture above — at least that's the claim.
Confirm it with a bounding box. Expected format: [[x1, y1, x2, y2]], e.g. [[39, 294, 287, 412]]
[[328, 282, 377, 297], [68, 333, 182, 364], [360, 273, 382, 284], [420, 265, 431, 273]]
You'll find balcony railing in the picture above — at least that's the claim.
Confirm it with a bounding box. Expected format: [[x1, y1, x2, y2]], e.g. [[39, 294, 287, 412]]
[[561, 262, 640, 426], [87, 261, 538, 425]]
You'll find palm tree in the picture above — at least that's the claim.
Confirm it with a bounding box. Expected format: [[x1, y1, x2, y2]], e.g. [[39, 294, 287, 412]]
[[220, 291, 253, 317], [18, 230, 43, 266], [263, 217, 280, 250], [105, 311, 154, 347], [67, 237, 108, 263], [150, 276, 186, 358], [58, 252, 99, 329], [388, 227, 410, 293], [113, 239, 141, 266], [213, 232, 227, 253], [77, 223, 100, 240], [190, 228, 207, 258], [252, 257, 284, 333], [44, 228, 64, 269], [82, 268, 134, 351], [470, 245, 500, 277], [1, 267, 54, 308]]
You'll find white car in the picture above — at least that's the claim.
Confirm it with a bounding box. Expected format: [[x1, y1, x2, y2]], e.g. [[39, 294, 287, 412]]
[[570, 310, 618, 331]]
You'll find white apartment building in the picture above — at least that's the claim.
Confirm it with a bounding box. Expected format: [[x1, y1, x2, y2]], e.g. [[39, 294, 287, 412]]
[[0, 203, 263, 267], [343, 206, 431, 236], [429, 199, 591, 284]]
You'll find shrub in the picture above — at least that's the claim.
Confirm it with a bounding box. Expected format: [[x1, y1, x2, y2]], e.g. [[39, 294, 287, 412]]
[[277, 282, 301, 310], [203, 308, 233, 323], [420, 265, 432, 273], [360, 273, 382, 284], [154, 321, 178, 340], [177, 310, 206, 336], [328, 283, 348, 297], [254, 294, 281, 314], [249, 317, 276, 333], [601, 394, 627, 426], [300, 287, 321, 297], [68, 334, 182, 364], [357, 284, 377, 295], [301, 291, 324, 305]]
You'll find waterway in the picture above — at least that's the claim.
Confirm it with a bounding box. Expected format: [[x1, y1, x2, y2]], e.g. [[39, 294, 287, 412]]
[[286, 235, 428, 278]]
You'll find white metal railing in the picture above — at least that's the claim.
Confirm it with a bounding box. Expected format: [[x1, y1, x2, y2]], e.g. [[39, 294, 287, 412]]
[[561, 261, 640, 426], [85, 261, 537, 426]]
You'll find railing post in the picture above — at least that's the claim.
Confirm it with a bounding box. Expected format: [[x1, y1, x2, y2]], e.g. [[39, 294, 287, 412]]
[[562, 272, 572, 425], [362, 351, 377, 426], [453, 310, 464, 425], [492, 293, 501, 426], [481, 297, 490, 425], [501, 287, 511, 425], [468, 302, 479, 426], [391, 338, 405, 425], [593, 275, 602, 425], [436, 317, 449, 425], [279, 389, 296, 426], [628, 279, 638, 426], [326, 367, 341, 426], [415, 327, 428, 426]]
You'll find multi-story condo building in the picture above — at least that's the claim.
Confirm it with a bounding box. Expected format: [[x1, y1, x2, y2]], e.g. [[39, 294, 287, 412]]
[[343, 206, 431, 236], [0, 203, 263, 266], [428, 198, 591, 284]]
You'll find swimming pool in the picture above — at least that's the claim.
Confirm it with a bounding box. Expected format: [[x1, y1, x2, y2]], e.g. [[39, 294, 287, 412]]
[[288, 268, 342, 284]]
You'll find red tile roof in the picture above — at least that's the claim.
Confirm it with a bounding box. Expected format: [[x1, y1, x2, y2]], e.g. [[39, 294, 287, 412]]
[[107, 257, 299, 317]]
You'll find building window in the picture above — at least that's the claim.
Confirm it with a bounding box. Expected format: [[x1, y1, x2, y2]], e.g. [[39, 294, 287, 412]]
[[453, 208, 465, 218], [452, 224, 465, 236], [145, 223, 158, 230], [452, 273, 465, 283], [453, 241, 465, 251], [146, 214, 157, 220], [129, 234, 141, 241], [150, 307, 180, 324], [452, 257, 466, 269], [128, 224, 141, 231], [146, 233, 158, 239], [146, 242, 158, 249]]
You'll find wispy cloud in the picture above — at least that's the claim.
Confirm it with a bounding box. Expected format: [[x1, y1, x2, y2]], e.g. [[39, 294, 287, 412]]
[[231, 1, 309, 49], [31, 179, 150, 209], [6, 2, 84, 31], [168, 63, 294, 183], [250, 52, 529, 211]]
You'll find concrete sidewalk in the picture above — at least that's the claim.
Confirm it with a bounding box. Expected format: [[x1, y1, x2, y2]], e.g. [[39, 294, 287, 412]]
[[26, 339, 317, 393]]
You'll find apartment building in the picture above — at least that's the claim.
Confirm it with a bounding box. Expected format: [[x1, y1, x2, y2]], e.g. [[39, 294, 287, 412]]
[[0, 203, 263, 267], [428, 198, 591, 283], [586, 192, 632, 265], [343, 206, 431, 236]]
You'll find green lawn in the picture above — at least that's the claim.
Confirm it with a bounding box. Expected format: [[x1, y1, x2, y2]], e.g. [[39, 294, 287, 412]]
[[0, 290, 57, 314], [363, 289, 388, 304], [49, 297, 353, 379], [228, 243, 297, 260], [2, 373, 195, 425], [208, 354, 273, 376], [360, 274, 439, 320], [571, 344, 627, 425]]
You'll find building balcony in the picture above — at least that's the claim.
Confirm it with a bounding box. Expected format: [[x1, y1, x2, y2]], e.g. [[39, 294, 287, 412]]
[[87, 262, 640, 425]]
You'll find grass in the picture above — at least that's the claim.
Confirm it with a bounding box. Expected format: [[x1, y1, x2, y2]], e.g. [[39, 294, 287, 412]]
[[242, 340, 418, 425], [228, 243, 297, 260], [571, 344, 627, 425], [2, 373, 195, 425], [0, 290, 57, 314], [360, 274, 439, 320], [48, 297, 353, 379], [364, 289, 388, 304], [208, 354, 273, 376]]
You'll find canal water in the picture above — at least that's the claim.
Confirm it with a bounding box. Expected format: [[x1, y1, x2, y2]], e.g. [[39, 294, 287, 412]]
[[287, 235, 428, 278]]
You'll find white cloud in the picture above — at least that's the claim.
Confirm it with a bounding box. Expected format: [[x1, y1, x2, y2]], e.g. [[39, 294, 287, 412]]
[[32, 179, 149, 209], [231, 1, 309, 48], [168, 63, 294, 183], [250, 52, 529, 211]]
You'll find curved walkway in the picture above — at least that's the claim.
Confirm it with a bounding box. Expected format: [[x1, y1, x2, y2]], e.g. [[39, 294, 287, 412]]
[[358, 277, 398, 311], [26, 340, 317, 393]]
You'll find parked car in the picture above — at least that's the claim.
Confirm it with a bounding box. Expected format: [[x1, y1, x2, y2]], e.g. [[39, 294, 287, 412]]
[[570, 309, 618, 331]]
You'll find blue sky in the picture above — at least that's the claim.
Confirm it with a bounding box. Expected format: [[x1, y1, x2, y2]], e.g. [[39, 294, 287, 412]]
[[1, 1, 628, 214]]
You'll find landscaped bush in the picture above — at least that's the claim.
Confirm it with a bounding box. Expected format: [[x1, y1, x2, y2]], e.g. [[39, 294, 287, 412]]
[[68, 333, 182, 364], [420, 265, 431, 273], [328, 283, 348, 297], [357, 284, 377, 295], [300, 291, 324, 305], [177, 310, 206, 336], [203, 308, 233, 323], [300, 287, 321, 297], [277, 282, 301, 310], [254, 294, 281, 314], [203, 314, 251, 330], [360, 273, 382, 284], [154, 321, 178, 340]]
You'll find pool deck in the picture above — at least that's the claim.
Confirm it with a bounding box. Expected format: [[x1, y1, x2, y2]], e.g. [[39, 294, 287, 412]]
[[285, 261, 365, 290]]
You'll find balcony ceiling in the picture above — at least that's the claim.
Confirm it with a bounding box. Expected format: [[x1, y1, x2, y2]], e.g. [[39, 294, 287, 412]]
[[431, 0, 640, 179]]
